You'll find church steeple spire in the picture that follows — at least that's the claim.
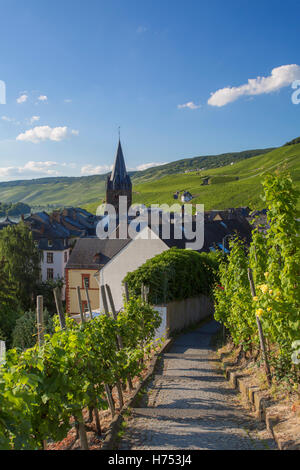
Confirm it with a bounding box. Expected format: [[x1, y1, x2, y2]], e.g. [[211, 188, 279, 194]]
[[109, 140, 130, 189], [106, 139, 132, 211]]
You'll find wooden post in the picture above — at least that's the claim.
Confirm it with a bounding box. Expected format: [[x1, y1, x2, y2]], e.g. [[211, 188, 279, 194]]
[[76, 286, 85, 324], [105, 284, 125, 407], [116, 381, 124, 409], [100, 285, 109, 317], [53, 287, 66, 329], [120, 283, 134, 391], [53, 289, 89, 449], [0, 341, 5, 365], [105, 284, 123, 347], [76, 295, 102, 437], [105, 384, 115, 417], [84, 280, 93, 320], [105, 284, 117, 319], [124, 281, 129, 302], [99, 286, 117, 414], [141, 283, 145, 302], [141, 284, 149, 303], [36, 295, 44, 347], [248, 268, 272, 386]]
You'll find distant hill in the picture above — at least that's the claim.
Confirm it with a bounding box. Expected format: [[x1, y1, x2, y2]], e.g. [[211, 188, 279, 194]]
[[1, 143, 299, 214], [285, 136, 300, 146], [129, 143, 300, 213], [130, 147, 274, 184], [0, 147, 273, 210]]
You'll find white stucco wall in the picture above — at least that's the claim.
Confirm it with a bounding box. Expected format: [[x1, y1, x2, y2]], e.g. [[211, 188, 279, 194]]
[[99, 227, 169, 312], [41, 249, 70, 299]]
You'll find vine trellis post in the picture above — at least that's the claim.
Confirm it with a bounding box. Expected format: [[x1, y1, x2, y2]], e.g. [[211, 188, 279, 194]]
[[36, 295, 47, 450], [247, 268, 272, 387], [36, 295, 44, 348], [105, 284, 124, 408], [53, 287, 89, 450]]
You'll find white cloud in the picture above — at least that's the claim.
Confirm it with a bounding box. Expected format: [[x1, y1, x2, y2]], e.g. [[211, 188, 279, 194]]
[[16, 94, 28, 104], [0, 161, 60, 180], [62, 162, 77, 168], [1, 116, 21, 125], [2, 116, 14, 122], [16, 125, 78, 143], [38, 95, 48, 102], [71, 129, 79, 135], [64, 99, 72, 103], [136, 162, 167, 171], [208, 64, 300, 107], [30, 115, 40, 124], [23, 161, 58, 173], [81, 161, 167, 175], [81, 164, 113, 176], [177, 101, 201, 110]]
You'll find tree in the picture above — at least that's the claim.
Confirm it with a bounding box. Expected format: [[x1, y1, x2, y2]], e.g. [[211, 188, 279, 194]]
[[12, 309, 54, 350], [36, 278, 65, 315], [0, 222, 41, 311], [0, 258, 21, 347]]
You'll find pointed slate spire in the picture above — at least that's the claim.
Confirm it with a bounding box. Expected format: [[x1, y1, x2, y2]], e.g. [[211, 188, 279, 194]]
[[108, 140, 131, 190]]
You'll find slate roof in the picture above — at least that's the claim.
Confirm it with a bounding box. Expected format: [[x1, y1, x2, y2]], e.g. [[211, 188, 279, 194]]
[[26, 213, 70, 239], [66, 237, 131, 270], [201, 219, 251, 252], [99, 214, 252, 253], [37, 238, 68, 251]]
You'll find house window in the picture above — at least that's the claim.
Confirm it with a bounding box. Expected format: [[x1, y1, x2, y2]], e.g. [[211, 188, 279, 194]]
[[82, 274, 90, 289], [48, 240, 53, 248], [47, 268, 54, 280], [47, 252, 54, 264], [64, 251, 68, 263], [82, 300, 88, 313]]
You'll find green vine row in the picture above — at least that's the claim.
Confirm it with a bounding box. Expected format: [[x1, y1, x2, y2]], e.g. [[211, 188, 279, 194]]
[[0, 298, 161, 449]]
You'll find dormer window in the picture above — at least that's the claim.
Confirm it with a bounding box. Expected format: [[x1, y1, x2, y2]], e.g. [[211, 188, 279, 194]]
[[48, 240, 53, 248]]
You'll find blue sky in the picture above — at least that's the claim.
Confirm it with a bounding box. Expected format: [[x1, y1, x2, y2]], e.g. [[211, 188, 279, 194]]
[[0, 0, 299, 181]]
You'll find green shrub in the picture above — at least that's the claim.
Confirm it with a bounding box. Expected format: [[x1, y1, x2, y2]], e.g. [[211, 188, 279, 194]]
[[0, 306, 21, 349], [12, 310, 54, 350], [124, 248, 219, 304]]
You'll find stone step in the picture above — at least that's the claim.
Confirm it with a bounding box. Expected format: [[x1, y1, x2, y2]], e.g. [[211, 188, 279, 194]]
[[131, 407, 231, 419]]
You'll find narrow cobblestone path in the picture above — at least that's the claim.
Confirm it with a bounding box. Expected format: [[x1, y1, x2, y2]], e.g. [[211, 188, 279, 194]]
[[119, 320, 277, 450]]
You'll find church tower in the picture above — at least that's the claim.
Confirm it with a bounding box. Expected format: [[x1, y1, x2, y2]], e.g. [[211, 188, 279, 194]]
[[106, 140, 132, 212]]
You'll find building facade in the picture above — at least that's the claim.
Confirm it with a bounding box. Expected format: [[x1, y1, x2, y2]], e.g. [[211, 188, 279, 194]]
[[65, 237, 130, 315]]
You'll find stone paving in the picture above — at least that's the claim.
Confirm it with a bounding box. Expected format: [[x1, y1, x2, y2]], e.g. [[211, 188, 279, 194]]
[[119, 320, 277, 450]]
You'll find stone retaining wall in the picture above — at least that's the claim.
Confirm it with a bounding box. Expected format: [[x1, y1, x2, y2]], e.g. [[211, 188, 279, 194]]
[[155, 295, 214, 338]]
